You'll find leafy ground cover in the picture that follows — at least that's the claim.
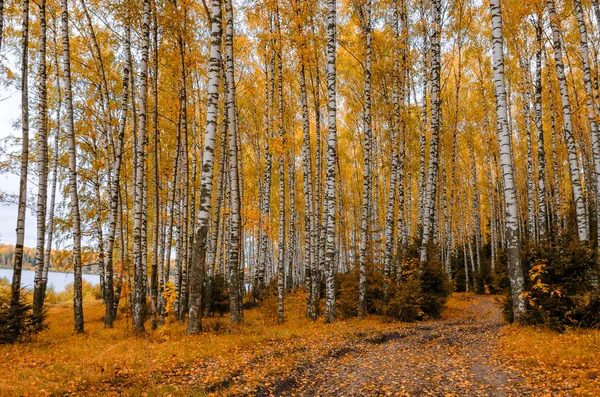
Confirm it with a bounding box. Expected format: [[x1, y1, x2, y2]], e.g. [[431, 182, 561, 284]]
[[0, 292, 598, 396]]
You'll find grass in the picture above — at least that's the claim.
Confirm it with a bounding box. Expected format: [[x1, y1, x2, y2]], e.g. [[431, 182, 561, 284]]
[[2, 286, 599, 396], [0, 289, 407, 396], [500, 324, 600, 396]]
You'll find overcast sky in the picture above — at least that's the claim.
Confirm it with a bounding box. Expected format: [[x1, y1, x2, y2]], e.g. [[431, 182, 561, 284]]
[[0, 84, 38, 248]]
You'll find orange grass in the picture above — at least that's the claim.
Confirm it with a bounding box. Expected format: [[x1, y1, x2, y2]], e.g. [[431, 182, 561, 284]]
[[500, 325, 600, 396], [0, 291, 406, 396]]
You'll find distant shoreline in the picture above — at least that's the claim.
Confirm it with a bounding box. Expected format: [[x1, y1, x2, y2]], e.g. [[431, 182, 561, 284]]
[[0, 265, 101, 276]]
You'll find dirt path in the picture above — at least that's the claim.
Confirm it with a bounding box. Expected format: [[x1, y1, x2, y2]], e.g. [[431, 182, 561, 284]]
[[269, 296, 530, 397]]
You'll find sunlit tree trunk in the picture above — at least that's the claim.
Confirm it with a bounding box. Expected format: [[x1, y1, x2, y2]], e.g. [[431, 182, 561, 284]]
[[132, 0, 151, 333], [151, 0, 160, 330], [205, 120, 227, 316], [467, 138, 482, 273], [32, 0, 48, 321], [297, 19, 316, 319], [519, 55, 536, 241], [257, 15, 275, 298], [42, 29, 61, 303], [287, 155, 296, 291], [224, 0, 243, 324], [9, 0, 29, 318], [533, 17, 547, 240], [574, 0, 600, 251], [420, 0, 442, 263], [324, 0, 338, 324], [358, 0, 372, 319], [546, 54, 563, 232], [60, 0, 85, 332], [547, 0, 588, 241], [104, 59, 129, 328], [384, 0, 401, 278], [490, 0, 526, 322], [275, 2, 286, 323]]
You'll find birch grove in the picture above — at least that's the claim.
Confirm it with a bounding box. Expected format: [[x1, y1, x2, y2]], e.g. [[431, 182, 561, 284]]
[[2, 0, 600, 336]]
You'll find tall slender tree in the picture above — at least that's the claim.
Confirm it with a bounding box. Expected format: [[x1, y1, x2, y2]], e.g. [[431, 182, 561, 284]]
[[32, 0, 48, 321], [60, 0, 84, 333], [490, 0, 526, 322], [547, 0, 588, 242], [188, 0, 222, 334], [224, 0, 243, 324], [132, 0, 152, 333], [9, 0, 30, 318], [358, 0, 373, 318], [420, 0, 442, 263], [324, 0, 338, 323]]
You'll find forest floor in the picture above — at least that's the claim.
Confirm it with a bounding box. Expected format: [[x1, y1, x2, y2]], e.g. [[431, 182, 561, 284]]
[[0, 292, 599, 396]]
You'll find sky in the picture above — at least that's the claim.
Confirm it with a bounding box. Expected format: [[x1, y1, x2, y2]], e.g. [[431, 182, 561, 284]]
[[0, 83, 38, 249]]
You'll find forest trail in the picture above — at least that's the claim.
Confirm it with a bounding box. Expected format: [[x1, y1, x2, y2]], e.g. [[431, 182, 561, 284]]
[[272, 295, 529, 397]]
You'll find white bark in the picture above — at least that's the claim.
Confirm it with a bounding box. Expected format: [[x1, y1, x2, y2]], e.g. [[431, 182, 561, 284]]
[[547, 0, 588, 241], [490, 0, 526, 322]]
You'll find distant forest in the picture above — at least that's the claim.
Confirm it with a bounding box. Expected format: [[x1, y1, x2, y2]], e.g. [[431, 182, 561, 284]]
[[0, 244, 99, 275]]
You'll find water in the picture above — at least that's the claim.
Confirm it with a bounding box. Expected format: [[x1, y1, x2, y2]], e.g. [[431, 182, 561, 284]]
[[0, 268, 100, 292]]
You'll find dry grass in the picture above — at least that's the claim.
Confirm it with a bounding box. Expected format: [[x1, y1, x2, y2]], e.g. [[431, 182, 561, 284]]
[[500, 325, 600, 396], [0, 290, 404, 396], [442, 291, 476, 320]]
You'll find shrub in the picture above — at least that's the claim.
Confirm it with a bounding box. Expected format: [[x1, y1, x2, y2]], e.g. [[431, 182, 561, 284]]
[[419, 253, 452, 318], [0, 291, 46, 344], [502, 238, 600, 330], [203, 274, 229, 317], [384, 258, 423, 321], [336, 248, 452, 322]]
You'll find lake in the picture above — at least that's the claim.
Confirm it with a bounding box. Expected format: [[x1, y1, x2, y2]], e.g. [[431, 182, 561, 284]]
[[0, 268, 100, 292]]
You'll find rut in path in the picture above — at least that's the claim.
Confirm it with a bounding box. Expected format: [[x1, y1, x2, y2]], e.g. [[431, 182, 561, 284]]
[[271, 296, 532, 397]]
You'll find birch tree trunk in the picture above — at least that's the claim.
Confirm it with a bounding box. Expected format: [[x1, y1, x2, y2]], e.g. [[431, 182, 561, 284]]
[[384, 0, 401, 278], [520, 55, 536, 241], [257, 15, 275, 299], [490, 0, 526, 322], [177, 30, 190, 321], [573, 0, 600, 251], [323, 0, 338, 324], [132, 0, 152, 333], [224, 0, 243, 324], [9, 0, 29, 318], [151, 0, 160, 330], [546, 54, 563, 232], [298, 24, 316, 319], [188, 0, 223, 333], [59, 0, 85, 333], [534, 16, 547, 240], [32, 0, 48, 321], [420, 0, 442, 263], [275, 2, 286, 323], [104, 62, 129, 327], [42, 30, 62, 304], [547, 0, 588, 241], [358, 0, 372, 319]]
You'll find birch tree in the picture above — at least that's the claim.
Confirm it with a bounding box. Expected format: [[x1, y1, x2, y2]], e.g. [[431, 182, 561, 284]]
[[60, 0, 85, 332], [573, 0, 600, 250], [132, 0, 152, 333], [490, 0, 526, 322], [324, 0, 338, 323], [420, 0, 442, 263], [9, 0, 30, 318], [32, 0, 48, 321], [547, 0, 588, 242], [224, 0, 243, 324], [188, 0, 222, 334], [358, 0, 372, 319]]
